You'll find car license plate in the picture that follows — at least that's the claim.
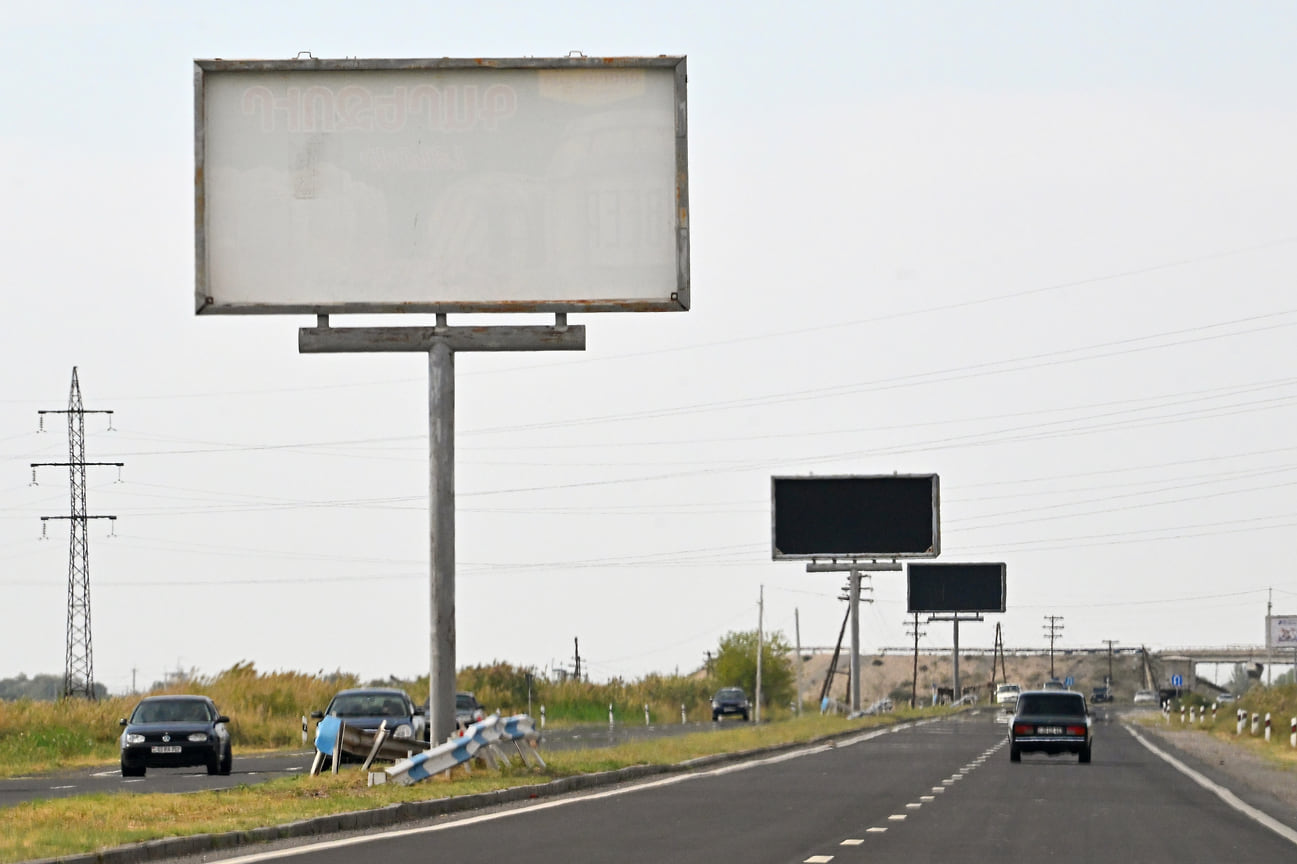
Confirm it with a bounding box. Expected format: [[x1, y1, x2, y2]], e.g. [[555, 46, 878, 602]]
[[1037, 726, 1063, 735], [151, 745, 182, 754]]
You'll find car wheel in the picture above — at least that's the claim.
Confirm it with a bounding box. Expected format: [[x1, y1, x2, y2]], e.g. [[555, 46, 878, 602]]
[[121, 761, 145, 777], [219, 745, 232, 775], [206, 752, 221, 775], [1009, 743, 1021, 763], [712, 712, 719, 722], [1079, 744, 1092, 764], [741, 711, 749, 722]]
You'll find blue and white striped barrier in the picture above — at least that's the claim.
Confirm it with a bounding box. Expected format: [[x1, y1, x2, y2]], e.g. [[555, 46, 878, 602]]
[[385, 714, 543, 786]]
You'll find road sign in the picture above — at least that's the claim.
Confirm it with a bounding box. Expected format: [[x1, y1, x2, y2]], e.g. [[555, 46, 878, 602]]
[[1171, 674, 1183, 687], [1064, 676, 1074, 687]]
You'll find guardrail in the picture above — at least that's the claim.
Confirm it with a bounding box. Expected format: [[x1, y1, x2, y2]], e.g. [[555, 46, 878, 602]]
[[383, 714, 543, 786]]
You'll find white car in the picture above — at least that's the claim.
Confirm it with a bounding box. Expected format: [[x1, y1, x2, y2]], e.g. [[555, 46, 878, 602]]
[[1133, 689, 1157, 705], [995, 683, 1021, 707]]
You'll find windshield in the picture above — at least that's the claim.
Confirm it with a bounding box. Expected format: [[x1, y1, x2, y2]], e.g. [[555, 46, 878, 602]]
[[715, 689, 745, 700], [1017, 693, 1086, 716], [131, 699, 213, 724], [328, 693, 409, 717]]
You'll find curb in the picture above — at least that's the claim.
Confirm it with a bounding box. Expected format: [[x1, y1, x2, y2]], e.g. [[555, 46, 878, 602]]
[[24, 716, 939, 864]]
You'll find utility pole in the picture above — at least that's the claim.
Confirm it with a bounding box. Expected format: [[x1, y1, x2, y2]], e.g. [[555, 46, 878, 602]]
[[33, 368, 120, 701], [755, 585, 764, 723], [573, 637, 581, 682], [1102, 639, 1119, 686], [991, 623, 1007, 688], [794, 608, 804, 715], [1043, 616, 1065, 679], [904, 613, 926, 708]]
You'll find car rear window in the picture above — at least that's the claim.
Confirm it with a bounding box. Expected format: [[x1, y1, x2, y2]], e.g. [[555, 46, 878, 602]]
[[133, 700, 212, 723], [1017, 693, 1085, 715]]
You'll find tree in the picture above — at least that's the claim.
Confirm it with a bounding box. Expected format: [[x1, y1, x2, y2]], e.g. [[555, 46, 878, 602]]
[[714, 630, 795, 708]]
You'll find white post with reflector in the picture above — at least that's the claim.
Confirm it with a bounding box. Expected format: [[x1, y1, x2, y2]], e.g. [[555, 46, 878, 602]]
[[1265, 713, 1271, 743]]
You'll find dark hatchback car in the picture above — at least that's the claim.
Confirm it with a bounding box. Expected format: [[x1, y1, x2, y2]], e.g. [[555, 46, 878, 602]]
[[119, 695, 232, 777], [711, 687, 751, 722], [1009, 690, 1092, 763]]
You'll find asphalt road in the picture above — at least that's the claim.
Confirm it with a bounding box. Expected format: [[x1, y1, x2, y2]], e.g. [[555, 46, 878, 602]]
[[171, 710, 1297, 864], [0, 750, 314, 806]]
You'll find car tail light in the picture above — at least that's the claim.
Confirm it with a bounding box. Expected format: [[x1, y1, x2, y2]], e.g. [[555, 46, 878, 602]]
[[1012, 723, 1033, 735], [1065, 725, 1087, 736]]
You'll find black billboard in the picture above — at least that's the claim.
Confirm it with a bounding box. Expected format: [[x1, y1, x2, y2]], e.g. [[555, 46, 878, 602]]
[[907, 562, 1006, 613], [771, 474, 940, 560]]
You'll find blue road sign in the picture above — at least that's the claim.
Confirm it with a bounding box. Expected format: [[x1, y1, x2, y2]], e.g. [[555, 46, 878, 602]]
[[1064, 676, 1074, 687], [1171, 674, 1183, 687]]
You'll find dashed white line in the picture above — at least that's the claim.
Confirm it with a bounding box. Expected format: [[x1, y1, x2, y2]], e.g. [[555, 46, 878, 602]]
[[804, 856, 834, 863], [888, 814, 907, 822], [867, 827, 888, 834], [906, 802, 922, 810], [50, 785, 76, 790], [840, 839, 863, 846]]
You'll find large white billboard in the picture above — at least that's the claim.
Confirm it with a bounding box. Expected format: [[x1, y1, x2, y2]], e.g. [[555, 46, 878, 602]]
[[195, 57, 689, 314], [1267, 615, 1297, 650]]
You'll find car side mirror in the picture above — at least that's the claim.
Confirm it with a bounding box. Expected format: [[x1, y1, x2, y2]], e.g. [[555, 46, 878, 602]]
[[310, 710, 324, 720], [216, 715, 231, 724], [119, 718, 127, 726]]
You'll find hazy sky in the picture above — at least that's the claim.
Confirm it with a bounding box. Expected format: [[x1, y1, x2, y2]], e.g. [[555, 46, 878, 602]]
[[2, 1, 1296, 695]]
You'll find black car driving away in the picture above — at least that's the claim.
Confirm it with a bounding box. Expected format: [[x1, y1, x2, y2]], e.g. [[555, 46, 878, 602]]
[[711, 687, 751, 722], [1009, 690, 1092, 763], [119, 694, 232, 777]]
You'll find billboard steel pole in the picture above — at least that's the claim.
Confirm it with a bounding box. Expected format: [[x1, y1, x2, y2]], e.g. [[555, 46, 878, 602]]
[[428, 339, 455, 744], [300, 318, 585, 744], [849, 571, 861, 713]]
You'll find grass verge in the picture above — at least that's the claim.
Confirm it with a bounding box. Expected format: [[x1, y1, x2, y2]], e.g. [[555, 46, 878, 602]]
[[2, 708, 942, 863]]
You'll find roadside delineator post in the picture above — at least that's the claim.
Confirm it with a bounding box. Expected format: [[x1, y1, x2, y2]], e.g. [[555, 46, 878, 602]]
[[1237, 709, 1245, 735], [1290, 717, 1295, 748], [681, 703, 687, 724], [1188, 706, 1194, 724], [1180, 706, 1186, 724], [540, 705, 545, 729], [1251, 712, 1261, 735], [1264, 713, 1271, 743], [609, 703, 614, 728]]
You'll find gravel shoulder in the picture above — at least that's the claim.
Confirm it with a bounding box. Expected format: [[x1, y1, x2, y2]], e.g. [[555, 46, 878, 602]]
[[1134, 715, 1297, 818]]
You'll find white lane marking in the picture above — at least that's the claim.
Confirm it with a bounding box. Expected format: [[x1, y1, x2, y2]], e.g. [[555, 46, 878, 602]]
[[920, 795, 935, 802], [840, 839, 863, 846], [804, 856, 834, 863], [200, 721, 932, 863], [906, 802, 922, 810], [122, 779, 144, 784], [931, 786, 945, 793], [50, 785, 76, 790], [888, 814, 907, 821], [1127, 727, 1297, 847], [91, 770, 120, 778], [867, 827, 888, 833]]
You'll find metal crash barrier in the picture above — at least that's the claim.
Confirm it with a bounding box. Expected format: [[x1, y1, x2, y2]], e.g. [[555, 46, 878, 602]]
[[385, 714, 544, 785]]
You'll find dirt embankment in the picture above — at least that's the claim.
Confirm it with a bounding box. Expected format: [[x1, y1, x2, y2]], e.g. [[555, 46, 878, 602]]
[[795, 650, 1148, 705]]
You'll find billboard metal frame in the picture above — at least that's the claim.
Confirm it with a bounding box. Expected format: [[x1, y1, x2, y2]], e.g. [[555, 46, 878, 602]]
[[770, 473, 940, 561], [194, 56, 689, 315]]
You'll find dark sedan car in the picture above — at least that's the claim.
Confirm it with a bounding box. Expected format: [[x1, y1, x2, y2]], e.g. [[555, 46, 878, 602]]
[[711, 687, 751, 722], [1009, 690, 1092, 763], [119, 695, 232, 777], [312, 687, 425, 755]]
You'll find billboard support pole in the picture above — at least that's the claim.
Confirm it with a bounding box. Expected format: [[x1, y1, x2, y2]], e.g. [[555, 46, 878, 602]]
[[807, 561, 893, 712], [849, 571, 861, 713], [301, 316, 586, 743], [926, 613, 984, 703]]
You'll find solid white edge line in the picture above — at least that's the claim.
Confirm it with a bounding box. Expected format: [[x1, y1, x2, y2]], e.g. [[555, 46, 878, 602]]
[[1126, 726, 1297, 847], [204, 722, 920, 863]]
